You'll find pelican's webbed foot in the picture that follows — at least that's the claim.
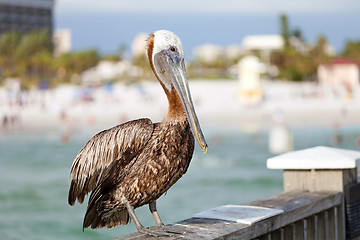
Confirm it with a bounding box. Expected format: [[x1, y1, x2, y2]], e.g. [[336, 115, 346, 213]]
[[138, 226, 174, 237], [158, 225, 189, 235]]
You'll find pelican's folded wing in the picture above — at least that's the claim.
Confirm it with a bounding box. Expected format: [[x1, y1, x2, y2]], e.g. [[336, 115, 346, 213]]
[[68, 118, 154, 206]]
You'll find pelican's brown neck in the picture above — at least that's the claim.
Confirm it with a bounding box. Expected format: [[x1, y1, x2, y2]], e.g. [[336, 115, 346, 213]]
[[147, 34, 156, 77], [147, 33, 186, 121], [165, 89, 186, 121]]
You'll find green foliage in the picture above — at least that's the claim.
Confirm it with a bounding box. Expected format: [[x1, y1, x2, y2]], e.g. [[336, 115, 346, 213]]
[[271, 48, 310, 81], [270, 14, 334, 81], [292, 28, 304, 41], [188, 53, 232, 79], [0, 31, 21, 56], [132, 54, 153, 79], [342, 40, 360, 64], [52, 49, 100, 83], [280, 14, 290, 48], [0, 30, 100, 87], [0, 31, 21, 78], [271, 35, 332, 81], [0, 30, 54, 87], [15, 30, 52, 58], [103, 54, 120, 62]]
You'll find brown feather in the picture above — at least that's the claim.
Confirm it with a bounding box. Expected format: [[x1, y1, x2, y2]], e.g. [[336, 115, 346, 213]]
[[68, 118, 154, 206]]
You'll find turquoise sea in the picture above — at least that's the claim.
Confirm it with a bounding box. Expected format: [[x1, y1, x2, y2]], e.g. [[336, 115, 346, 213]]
[[1, 126, 359, 240]]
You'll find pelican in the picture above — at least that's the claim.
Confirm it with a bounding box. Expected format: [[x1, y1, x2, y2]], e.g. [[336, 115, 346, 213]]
[[68, 30, 208, 236]]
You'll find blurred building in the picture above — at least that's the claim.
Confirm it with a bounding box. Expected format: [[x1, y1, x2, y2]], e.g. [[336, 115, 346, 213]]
[[242, 35, 284, 52], [318, 58, 360, 90], [81, 60, 143, 84], [131, 33, 148, 58], [53, 29, 71, 57], [225, 45, 244, 61], [242, 35, 284, 79], [0, 0, 54, 35], [193, 44, 225, 64]]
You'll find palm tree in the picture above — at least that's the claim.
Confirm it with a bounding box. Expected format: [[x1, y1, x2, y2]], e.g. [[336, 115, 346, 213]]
[[0, 31, 21, 79], [53, 49, 100, 83], [13, 30, 52, 85], [342, 40, 360, 64]]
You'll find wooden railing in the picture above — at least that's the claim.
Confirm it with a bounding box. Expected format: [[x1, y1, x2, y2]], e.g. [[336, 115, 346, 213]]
[[248, 191, 344, 239], [115, 146, 360, 240]]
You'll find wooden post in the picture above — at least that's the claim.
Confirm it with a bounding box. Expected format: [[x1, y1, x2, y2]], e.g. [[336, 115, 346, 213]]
[[267, 146, 360, 192], [267, 146, 360, 240]]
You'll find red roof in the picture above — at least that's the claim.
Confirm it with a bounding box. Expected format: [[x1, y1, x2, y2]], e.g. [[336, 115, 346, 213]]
[[330, 57, 358, 66]]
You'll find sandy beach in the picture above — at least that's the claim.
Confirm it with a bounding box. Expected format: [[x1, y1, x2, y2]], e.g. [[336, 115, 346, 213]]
[[1, 80, 359, 135]]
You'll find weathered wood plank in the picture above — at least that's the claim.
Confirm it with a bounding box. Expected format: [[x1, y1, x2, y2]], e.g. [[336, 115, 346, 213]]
[[294, 220, 305, 240], [270, 229, 282, 240], [317, 212, 326, 240], [328, 208, 336, 240], [336, 203, 345, 240], [113, 191, 343, 240], [306, 215, 316, 240], [257, 234, 270, 240], [283, 225, 294, 239], [283, 169, 357, 192]]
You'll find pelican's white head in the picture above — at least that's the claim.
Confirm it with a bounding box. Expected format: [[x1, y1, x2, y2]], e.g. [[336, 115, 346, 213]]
[[152, 30, 184, 62], [147, 30, 185, 91]]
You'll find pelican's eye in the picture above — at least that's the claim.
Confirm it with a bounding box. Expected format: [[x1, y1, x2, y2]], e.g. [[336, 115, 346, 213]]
[[170, 46, 176, 52]]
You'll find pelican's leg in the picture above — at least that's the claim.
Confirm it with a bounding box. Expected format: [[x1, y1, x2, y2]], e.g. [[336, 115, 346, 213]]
[[149, 201, 187, 235], [149, 201, 164, 226], [125, 201, 172, 237]]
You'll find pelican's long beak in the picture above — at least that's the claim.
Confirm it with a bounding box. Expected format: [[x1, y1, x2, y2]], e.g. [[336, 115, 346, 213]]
[[170, 57, 208, 154], [152, 46, 208, 153]]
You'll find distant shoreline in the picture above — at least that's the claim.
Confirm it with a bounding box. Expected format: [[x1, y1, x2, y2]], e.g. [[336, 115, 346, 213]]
[[1, 80, 359, 135]]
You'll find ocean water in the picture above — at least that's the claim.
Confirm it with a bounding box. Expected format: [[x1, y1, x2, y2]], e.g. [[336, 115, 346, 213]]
[[0, 126, 359, 240]]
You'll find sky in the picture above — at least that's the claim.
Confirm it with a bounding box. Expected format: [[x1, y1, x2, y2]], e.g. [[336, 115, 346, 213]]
[[54, 0, 360, 57]]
